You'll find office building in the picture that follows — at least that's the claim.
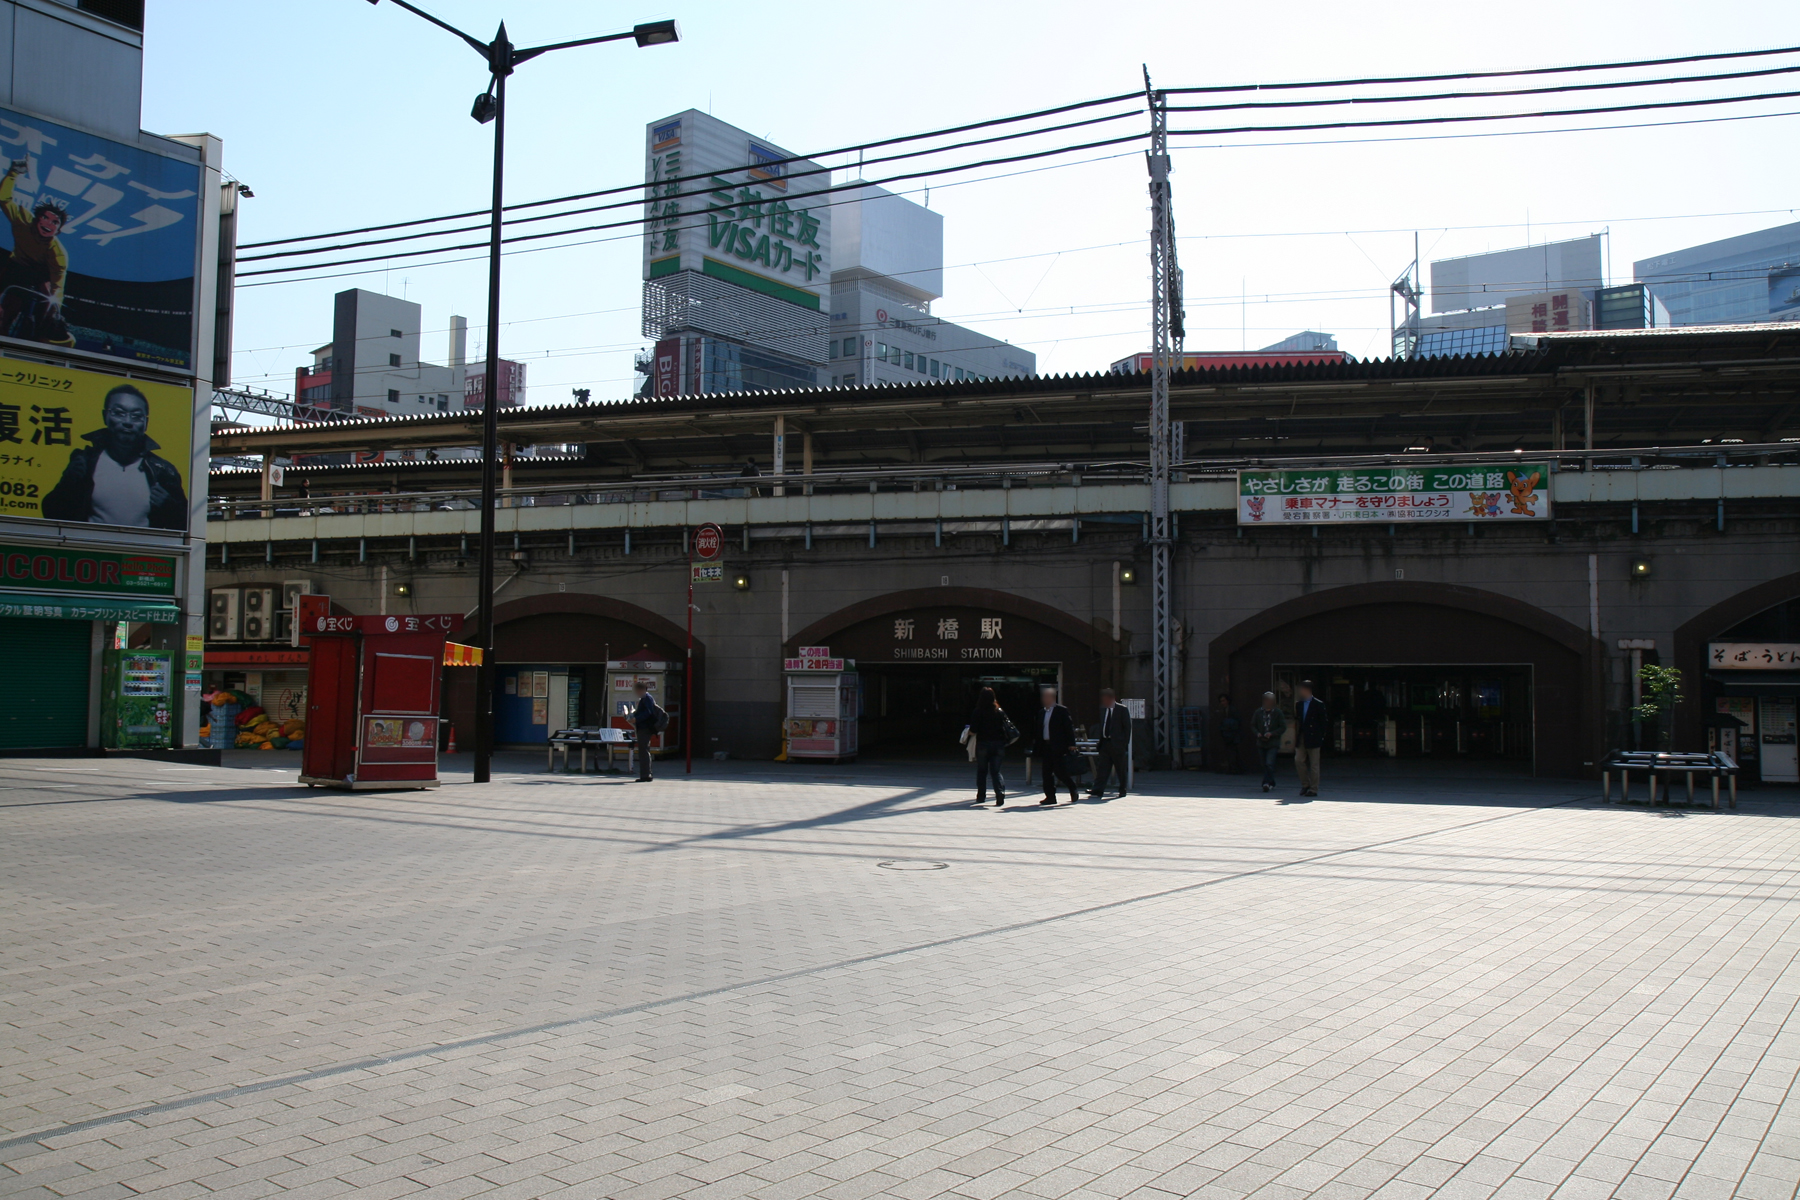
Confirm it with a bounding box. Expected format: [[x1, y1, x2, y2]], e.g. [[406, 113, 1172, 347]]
[[639, 112, 1031, 395], [1414, 236, 1604, 358], [294, 289, 522, 421], [827, 184, 1033, 388], [0, 0, 224, 751], [1634, 221, 1800, 326]]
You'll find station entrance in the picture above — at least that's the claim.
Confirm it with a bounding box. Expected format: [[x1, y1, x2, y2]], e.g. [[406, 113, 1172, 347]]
[[1213, 583, 1596, 777], [1270, 662, 1534, 766], [787, 587, 1110, 765], [855, 661, 1061, 760]]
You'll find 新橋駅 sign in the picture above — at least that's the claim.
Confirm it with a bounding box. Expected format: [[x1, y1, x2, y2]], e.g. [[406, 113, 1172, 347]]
[[1237, 465, 1553, 525]]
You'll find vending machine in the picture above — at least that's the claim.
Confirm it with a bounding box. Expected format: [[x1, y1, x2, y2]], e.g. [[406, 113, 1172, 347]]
[[605, 655, 682, 757], [100, 649, 174, 749], [784, 662, 860, 761]]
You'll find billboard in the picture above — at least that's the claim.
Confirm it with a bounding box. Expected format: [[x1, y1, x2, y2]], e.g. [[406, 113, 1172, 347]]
[[643, 110, 831, 311], [0, 360, 194, 532], [0, 106, 203, 373], [1237, 465, 1553, 525]]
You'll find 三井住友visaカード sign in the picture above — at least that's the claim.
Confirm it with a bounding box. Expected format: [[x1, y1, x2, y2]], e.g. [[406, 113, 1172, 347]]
[[1237, 465, 1552, 525]]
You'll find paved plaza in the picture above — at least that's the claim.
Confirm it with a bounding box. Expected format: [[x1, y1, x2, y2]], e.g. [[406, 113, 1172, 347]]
[[4, 755, 1800, 1200]]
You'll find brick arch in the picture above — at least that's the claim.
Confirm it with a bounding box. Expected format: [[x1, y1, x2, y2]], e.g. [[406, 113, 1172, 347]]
[[1208, 581, 1603, 777], [442, 592, 705, 750], [787, 586, 1109, 657], [1673, 571, 1800, 748], [492, 591, 699, 656]]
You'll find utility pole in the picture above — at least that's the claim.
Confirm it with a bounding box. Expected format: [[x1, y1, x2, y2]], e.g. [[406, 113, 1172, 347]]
[[1390, 231, 1421, 360], [1144, 68, 1184, 767]]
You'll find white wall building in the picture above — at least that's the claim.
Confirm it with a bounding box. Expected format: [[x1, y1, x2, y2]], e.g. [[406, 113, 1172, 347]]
[[826, 184, 1033, 388]]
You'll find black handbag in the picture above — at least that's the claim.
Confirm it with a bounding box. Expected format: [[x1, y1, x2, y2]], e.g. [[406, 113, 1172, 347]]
[[1062, 750, 1091, 777]]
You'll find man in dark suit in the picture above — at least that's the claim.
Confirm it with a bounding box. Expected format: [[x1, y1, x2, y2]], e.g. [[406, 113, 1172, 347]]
[[1089, 688, 1132, 800], [1294, 679, 1328, 797], [631, 680, 661, 782], [1034, 685, 1080, 806]]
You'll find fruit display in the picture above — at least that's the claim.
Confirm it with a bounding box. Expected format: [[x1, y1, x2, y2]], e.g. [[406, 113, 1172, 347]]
[[205, 691, 304, 749]]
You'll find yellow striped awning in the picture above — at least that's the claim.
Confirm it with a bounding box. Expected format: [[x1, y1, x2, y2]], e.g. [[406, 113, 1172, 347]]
[[442, 642, 483, 667]]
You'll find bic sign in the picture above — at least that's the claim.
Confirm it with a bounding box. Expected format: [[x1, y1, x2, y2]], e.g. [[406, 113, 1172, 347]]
[[692, 523, 724, 561]]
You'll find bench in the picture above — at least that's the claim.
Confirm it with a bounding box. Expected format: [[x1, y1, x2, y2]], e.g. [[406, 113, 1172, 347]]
[[1602, 750, 1738, 809], [548, 726, 628, 774]]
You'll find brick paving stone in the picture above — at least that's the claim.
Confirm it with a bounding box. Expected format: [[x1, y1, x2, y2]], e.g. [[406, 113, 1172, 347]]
[[5, 756, 1800, 1198]]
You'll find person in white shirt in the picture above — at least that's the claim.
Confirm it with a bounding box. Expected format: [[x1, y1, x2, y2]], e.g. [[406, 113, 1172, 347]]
[[42, 385, 187, 529]]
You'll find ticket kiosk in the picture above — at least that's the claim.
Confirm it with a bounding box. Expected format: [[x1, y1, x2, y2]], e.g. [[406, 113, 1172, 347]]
[[784, 649, 860, 761], [299, 611, 462, 789]]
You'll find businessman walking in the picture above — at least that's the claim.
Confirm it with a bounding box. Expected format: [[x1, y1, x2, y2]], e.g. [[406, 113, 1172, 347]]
[[1034, 686, 1080, 806], [1089, 688, 1132, 800], [1294, 679, 1328, 797]]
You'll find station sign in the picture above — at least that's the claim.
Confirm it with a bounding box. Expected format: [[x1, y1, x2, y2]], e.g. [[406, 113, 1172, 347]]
[[1237, 464, 1552, 525]]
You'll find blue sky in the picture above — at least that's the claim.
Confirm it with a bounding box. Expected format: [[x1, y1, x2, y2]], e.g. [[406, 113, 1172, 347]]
[[142, 0, 1800, 405]]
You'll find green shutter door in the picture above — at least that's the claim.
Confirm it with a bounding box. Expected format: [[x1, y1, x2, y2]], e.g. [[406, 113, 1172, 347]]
[[0, 617, 91, 749]]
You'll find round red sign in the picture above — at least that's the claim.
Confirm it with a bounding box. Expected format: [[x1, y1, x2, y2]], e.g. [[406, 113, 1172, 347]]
[[876, 308, 888, 324], [692, 523, 724, 561]]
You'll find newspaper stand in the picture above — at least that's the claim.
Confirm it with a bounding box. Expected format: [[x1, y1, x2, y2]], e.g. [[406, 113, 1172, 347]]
[[299, 612, 462, 790]]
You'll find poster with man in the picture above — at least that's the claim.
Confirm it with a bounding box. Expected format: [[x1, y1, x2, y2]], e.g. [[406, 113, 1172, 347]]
[[0, 361, 192, 532], [0, 106, 203, 372]]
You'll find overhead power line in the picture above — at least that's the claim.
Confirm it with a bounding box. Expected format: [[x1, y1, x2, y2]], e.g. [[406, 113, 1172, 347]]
[[235, 108, 1141, 265], [1163, 42, 1800, 94], [1168, 61, 1800, 112], [236, 90, 1143, 251], [235, 132, 1147, 279], [1170, 87, 1800, 137]]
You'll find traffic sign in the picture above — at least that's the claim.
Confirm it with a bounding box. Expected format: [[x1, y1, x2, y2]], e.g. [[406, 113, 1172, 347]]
[[692, 522, 725, 561]]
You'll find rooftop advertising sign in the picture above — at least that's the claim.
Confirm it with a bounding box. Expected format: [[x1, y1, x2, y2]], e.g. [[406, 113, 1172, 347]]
[[1237, 465, 1552, 525], [0, 361, 194, 532], [643, 111, 831, 310], [0, 107, 203, 373]]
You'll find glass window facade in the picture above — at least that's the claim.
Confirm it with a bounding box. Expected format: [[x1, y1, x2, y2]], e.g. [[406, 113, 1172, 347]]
[[701, 338, 820, 393], [1635, 222, 1800, 326], [1416, 326, 1509, 359]]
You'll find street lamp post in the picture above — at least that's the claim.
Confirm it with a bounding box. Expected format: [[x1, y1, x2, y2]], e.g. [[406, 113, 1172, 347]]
[[366, 2, 679, 784]]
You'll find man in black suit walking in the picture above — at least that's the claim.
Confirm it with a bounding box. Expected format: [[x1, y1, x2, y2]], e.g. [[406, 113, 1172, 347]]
[[631, 680, 661, 782], [1034, 685, 1080, 806], [1294, 679, 1328, 797], [1089, 688, 1132, 800]]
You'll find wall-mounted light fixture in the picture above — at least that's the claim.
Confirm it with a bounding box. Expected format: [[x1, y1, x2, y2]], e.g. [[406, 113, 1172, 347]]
[[733, 573, 751, 591], [1630, 559, 1652, 580]]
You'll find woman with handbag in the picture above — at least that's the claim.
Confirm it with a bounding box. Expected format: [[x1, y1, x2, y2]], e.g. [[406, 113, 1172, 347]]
[[963, 686, 1015, 807]]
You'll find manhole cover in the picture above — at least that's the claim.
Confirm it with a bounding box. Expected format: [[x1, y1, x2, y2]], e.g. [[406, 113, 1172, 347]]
[[877, 860, 948, 871]]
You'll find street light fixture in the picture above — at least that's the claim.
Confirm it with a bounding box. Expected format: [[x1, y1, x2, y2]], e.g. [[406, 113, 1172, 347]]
[[366, 0, 679, 784]]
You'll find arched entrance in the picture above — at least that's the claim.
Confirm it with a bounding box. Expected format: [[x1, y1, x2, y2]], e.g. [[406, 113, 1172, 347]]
[[442, 593, 704, 751], [1675, 574, 1800, 782], [1209, 582, 1601, 778], [787, 587, 1112, 759]]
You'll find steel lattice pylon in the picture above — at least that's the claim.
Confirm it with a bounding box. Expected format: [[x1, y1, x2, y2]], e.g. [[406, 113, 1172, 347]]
[[1144, 70, 1184, 765]]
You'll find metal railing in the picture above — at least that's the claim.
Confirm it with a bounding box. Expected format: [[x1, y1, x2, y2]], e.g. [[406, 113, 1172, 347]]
[[204, 442, 1800, 523]]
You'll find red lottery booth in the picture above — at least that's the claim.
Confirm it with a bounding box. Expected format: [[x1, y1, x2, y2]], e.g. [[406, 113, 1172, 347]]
[[299, 609, 463, 790]]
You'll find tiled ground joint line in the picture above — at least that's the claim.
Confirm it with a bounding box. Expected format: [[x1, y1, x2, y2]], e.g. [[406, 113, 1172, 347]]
[[0, 793, 1588, 1155]]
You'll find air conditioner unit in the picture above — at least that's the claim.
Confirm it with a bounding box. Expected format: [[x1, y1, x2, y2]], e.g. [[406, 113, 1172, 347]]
[[241, 587, 275, 641], [208, 588, 239, 641], [273, 611, 292, 643], [280, 579, 313, 611]]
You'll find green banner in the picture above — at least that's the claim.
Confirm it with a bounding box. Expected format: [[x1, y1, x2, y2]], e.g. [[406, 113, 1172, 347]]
[[0, 590, 179, 622], [1237, 464, 1552, 525], [0, 542, 176, 595]]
